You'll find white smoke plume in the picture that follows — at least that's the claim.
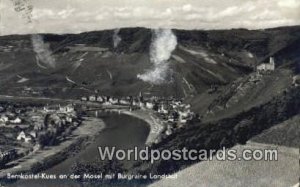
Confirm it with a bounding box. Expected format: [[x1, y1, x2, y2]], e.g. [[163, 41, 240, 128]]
[[113, 28, 122, 48], [31, 34, 56, 68], [137, 29, 177, 84]]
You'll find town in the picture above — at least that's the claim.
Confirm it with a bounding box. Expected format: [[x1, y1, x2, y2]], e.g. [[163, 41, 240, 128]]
[[80, 92, 200, 138], [0, 102, 80, 169], [0, 92, 199, 171]]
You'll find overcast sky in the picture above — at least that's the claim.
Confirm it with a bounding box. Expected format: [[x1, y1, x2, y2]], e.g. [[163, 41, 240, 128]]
[[0, 0, 300, 35]]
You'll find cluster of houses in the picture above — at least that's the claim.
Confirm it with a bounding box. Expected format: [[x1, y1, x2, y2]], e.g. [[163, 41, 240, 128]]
[[81, 95, 131, 106], [0, 115, 22, 126], [156, 100, 198, 136], [0, 103, 78, 145], [0, 105, 24, 127], [16, 104, 78, 144], [81, 93, 198, 136]]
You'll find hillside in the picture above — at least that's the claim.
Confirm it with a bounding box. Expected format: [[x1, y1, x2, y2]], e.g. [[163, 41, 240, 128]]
[[188, 68, 294, 122], [0, 27, 299, 100], [133, 86, 300, 175]]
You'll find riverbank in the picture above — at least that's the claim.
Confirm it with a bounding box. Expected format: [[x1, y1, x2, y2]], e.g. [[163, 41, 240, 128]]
[[0, 117, 105, 180], [120, 109, 165, 145]]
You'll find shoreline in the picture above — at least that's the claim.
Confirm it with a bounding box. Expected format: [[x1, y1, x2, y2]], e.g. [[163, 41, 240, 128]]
[[0, 117, 106, 180], [119, 109, 165, 145]]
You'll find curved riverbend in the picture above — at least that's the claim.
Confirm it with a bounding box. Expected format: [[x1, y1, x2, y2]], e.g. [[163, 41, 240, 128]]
[[47, 112, 150, 174]]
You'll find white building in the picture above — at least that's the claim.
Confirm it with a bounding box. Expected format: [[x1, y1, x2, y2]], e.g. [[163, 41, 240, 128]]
[[59, 105, 74, 113], [178, 110, 191, 118], [139, 102, 145, 109], [81, 97, 88, 101], [257, 57, 275, 72], [17, 131, 32, 143], [184, 104, 191, 109], [109, 98, 118, 105], [165, 125, 173, 136], [89, 95, 96, 101], [43, 106, 57, 113], [168, 117, 175, 123], [292, 75, 300, 87], [132, 100, 139, 106], [97, 96, 104, 102], [119, 99, 130, 105], [165, 128, 173, 136], [0, 116, 9, 124], [103, 101, 112, 106], [158, 105, 168, 114], [29, 131, 37, 138], [10, 117, 22, 124], [146, 102, 154, 109], [66, 116, 73, 123], [180, 118, 188, 124]]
